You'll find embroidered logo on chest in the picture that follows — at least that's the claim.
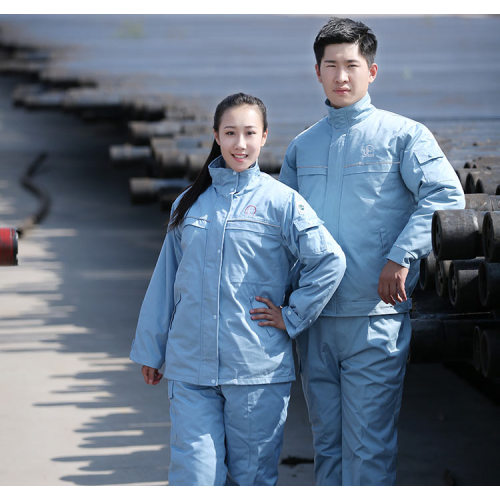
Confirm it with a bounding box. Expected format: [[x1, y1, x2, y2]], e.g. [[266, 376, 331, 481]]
[[244, 205, 257, 216], [361, 144, 375, 158]]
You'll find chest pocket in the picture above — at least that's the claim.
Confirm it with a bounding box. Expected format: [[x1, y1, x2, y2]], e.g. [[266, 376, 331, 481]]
[[225, 218, 283, 282], [181, 216, 209, 251]]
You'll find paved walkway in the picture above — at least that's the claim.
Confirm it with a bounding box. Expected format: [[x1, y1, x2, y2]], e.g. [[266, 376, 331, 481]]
[[1, 76, 499, 487]]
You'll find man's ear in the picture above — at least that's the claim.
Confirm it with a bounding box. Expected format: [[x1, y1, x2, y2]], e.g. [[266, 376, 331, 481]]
[[368, 63, 378, 83], [315, 63, 322, 83]]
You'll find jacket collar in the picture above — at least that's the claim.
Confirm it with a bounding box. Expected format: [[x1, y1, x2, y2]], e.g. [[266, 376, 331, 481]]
[[326, 92, 375, 129], [208, 155, 261, 196]]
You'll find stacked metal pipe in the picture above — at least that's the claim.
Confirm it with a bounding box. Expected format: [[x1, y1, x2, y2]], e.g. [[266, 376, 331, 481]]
[[2, 34, 500, 396], [454, 158, 500, 195], [116, 115, 286, 211], [412, 187, 500, 379], [1, 40, 290, 214]]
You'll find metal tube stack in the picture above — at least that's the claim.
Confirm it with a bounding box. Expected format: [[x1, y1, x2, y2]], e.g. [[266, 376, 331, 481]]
[[2, 27, 499, 390], [413, 180, 500, 380], [0, 39, 287, 214]]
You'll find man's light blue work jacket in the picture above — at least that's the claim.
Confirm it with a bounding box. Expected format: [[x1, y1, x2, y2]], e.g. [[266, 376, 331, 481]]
[[279, 93, 465, 317], [130, 156, 346, 386]]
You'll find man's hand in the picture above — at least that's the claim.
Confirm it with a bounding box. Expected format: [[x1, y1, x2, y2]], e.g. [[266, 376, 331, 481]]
[[378, 260, 409, 305], [250, 296, 286, 331], [141, 365, 163, 385]]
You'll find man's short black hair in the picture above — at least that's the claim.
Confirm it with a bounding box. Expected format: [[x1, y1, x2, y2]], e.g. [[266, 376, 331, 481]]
[[314, 17, 377, 67]]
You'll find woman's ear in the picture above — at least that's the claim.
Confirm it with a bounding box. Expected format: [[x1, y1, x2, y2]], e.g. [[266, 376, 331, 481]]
[[214, 130, 220, 146], [261, 129, 268, 147]]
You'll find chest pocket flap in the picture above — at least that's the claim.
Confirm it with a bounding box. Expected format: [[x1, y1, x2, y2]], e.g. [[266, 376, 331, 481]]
[[293, 216, 322, 232], [413, 144, 449, 183], [226, 218, 281, 236], [414, 145, 444, 166], [183, 217, 209, 229], [292, 216, 326, 255], [181, 216, 209, 248], [297, 166, 328, 176]]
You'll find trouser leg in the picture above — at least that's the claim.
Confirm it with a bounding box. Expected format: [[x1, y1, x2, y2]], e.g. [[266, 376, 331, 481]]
[[167, 380, 291, 486], [340, 313, 411, 485], [296, 319, 342, 485], [167, 381, 227, 485], [223, 382, 291, 485], [297, 313, 411, 486]]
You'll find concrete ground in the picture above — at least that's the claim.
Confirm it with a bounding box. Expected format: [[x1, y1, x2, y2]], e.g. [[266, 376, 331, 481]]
[[0, 76, 499, 488]]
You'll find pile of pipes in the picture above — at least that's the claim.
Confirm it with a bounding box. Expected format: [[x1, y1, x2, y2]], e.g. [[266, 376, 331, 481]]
[[116, 135, 284, 212], [3, 32, 499, 386], [0, 39, 206, 122], [455, 157, 500, 196], [0, 38, 286, 214], [110, 103, 285, 211], [411, 160, 500, 381]]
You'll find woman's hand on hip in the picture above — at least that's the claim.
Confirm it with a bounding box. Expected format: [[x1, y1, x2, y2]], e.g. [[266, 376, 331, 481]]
[[250, 296, 286, 331]]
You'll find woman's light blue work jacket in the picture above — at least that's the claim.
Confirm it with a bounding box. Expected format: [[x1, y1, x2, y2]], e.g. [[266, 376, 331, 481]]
[[130, 156, 346, 386], [279, 93, 465, 317]]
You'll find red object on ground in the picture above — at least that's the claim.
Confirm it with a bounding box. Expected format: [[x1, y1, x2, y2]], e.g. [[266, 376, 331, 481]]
[[0, 228, 18, 266]]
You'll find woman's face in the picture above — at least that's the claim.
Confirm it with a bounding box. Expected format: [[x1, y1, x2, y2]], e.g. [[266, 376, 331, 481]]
[[214, 104, 268, 172]]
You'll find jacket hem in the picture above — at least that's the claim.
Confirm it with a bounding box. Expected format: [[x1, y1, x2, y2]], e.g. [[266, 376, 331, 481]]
[[321, 298, 412, 317], [164, 372, 296, 386]]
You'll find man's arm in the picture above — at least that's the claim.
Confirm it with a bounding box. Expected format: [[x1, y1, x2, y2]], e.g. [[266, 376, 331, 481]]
[[278, 142, 299, 190], [379, 125, 465, 302]]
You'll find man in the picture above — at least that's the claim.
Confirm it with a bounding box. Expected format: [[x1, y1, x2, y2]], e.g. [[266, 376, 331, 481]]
[[279, 17, 465, 485]]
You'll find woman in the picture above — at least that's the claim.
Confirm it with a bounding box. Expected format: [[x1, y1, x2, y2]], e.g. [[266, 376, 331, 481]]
[[130, 93, 346, 485]]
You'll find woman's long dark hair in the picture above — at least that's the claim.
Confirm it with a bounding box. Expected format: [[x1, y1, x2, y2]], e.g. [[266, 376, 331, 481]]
[[169, 92, 268, 229]]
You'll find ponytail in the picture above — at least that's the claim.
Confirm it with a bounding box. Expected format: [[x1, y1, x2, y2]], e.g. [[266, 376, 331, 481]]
[[169, 140, 220, 229]]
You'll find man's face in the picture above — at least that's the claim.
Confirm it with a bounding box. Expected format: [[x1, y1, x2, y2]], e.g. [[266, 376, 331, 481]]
[[315, 43, 378, 109]]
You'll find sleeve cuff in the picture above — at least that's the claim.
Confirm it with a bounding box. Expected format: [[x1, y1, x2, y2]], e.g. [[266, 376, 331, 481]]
[[281, 305, 313, 339], [386, 245, 416, 268]]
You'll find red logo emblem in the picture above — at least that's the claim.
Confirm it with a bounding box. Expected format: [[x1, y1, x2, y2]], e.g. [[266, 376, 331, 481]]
[[244, 205, 257, 216]]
